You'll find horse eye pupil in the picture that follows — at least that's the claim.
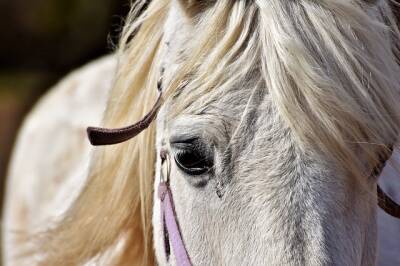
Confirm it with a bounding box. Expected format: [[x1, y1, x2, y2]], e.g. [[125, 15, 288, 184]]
[[174, 149, 211, 175], [178, 151, 202, 167]]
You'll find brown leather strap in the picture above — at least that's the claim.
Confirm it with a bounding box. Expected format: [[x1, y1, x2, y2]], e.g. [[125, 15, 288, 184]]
[[87, 92, 163, 146], [377, 185, 400, 218], [373, 146, 400, 218]]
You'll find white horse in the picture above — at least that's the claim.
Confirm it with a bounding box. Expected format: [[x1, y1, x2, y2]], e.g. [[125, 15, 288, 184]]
[[3, 0, 400, 265]]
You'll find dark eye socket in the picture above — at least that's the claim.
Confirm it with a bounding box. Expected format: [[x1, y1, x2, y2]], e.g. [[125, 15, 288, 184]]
[[172, 141, 213, 176]]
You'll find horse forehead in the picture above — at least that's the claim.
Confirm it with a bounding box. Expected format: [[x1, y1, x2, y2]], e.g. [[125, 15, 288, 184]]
[[231, 104, 290, 161], [168, 93, 281, 153], [215, 96, 293, 169], [161, 2, 194, 80]]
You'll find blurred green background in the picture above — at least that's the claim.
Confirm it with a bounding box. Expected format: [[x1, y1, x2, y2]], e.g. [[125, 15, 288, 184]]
[[0, 0, 133, 206]]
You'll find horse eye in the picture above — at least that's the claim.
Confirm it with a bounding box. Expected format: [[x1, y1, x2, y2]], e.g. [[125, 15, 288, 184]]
[[173, 147, 212, 176]]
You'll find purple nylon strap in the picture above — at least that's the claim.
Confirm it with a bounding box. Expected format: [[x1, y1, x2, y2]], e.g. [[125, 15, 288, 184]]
[[159, 182, 192, 266]]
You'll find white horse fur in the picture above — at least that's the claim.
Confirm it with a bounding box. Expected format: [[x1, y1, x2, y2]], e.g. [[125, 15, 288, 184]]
[[3, 0, 400, 265]]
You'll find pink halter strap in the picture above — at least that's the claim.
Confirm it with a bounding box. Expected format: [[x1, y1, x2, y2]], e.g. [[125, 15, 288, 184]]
[[159, 150, 192, 265], [158, 182, 192, 266]]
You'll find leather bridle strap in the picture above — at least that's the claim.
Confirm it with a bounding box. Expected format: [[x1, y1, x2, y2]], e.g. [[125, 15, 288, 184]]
[[87, 92, 193, 265], [87, 92, 163, 146], [373, 146, 400, 218], [378, 185, 400, 217]]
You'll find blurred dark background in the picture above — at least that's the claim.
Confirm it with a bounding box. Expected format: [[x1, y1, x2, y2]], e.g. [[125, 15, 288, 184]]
[[0, 0, 133, 207]]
